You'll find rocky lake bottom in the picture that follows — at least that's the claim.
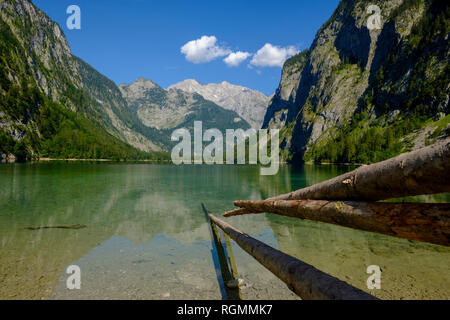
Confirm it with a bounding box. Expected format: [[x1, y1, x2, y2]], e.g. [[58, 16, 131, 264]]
[[0, 163, 449, 300]]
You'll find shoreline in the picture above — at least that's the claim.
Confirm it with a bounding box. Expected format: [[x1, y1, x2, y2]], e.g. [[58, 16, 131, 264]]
[[37, 158, 172, 163], [305, 161, 366, 166], [37, 158, 364, 166], [1, 158, 366, 166]]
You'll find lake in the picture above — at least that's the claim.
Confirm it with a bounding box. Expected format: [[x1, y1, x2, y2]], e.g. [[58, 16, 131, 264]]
[[0, 163, 449, 300]]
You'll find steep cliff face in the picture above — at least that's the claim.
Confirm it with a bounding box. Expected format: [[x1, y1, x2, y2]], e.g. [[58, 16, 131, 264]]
[[0, 0, 160, 160], [264, 0, 449, 163], [263, 50, 310, 129], [169, 79, 270, 129], [262, 50, 310, 158]]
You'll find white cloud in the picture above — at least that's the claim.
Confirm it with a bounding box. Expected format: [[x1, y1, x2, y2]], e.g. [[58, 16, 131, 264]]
[[181, 35, 231, 64], [223, 51, 251, 67], [250, 43, 298, 67]]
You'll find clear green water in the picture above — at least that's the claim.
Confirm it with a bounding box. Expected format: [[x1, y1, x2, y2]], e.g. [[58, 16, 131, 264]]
[[0, 163, 449, 300]]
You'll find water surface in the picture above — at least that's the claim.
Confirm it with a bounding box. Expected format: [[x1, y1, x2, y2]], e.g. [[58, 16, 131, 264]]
[[0, 163, 448, 300]]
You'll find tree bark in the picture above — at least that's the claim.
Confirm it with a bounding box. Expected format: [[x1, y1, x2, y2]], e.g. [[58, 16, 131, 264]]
[[209, 213, 378, 300], [228, 200, 450, 247], [224, 208, 260, 217], [267, 138, 450, 202]]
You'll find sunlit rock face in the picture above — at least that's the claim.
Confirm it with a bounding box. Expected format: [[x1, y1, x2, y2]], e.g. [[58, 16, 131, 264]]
[[169, 79, 270, 129]]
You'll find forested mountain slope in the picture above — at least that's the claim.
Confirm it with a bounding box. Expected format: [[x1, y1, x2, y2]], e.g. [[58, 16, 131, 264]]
[[0, 0, 165, 160]]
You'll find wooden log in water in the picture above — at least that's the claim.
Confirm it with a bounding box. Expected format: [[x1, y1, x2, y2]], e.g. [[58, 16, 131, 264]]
[[228, 200, 450, 247], [267, 139, 450, 202], [208, 213, 378, 300], [25, 224, 87, 231], [202, 204, 241, 300], [224, 208, 260, 217]]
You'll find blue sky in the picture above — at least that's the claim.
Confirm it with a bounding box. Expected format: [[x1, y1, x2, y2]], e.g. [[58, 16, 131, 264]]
[[32, 0, 340, 95]]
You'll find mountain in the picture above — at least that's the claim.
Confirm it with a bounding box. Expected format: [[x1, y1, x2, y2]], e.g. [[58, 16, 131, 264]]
[[119, 78, 252, 149], [263, 0, 449, 163], [0, 0, 167, 161], [169, 79, 270, 129]]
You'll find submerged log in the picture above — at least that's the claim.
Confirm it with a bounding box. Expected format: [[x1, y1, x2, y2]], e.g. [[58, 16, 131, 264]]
[[266, 139, 450, 202], [25, 224, 87, 231], [208, 213, 378, 300], [228, 200, 450, 247], [202, 204, 241, 300]]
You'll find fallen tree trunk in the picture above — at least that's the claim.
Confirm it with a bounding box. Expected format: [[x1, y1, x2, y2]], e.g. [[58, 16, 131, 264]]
[[224, 208, 260, 216], [228, 200, 450, 247], [209, 213, 378, 300], [267, 139, 450, 202], [25, 224, 87, 230], [202, 204, 241, 300]]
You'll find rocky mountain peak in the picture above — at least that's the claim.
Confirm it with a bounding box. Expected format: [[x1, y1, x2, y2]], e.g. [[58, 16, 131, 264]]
[[169, 79, 270, 129], [119, 78, 162, 101]]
